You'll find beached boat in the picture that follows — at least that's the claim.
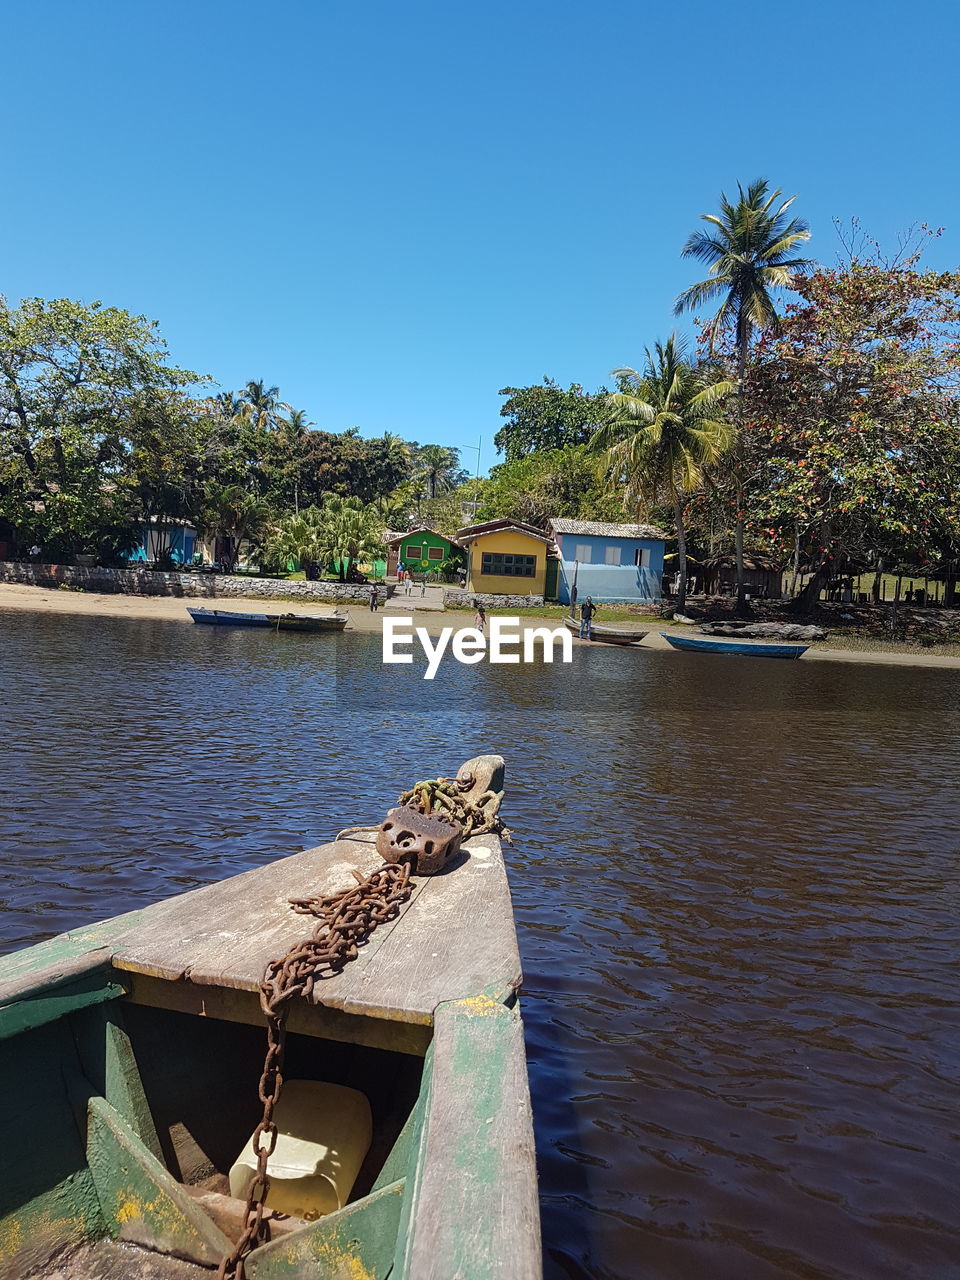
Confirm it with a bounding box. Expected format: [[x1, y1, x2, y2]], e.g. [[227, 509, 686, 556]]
[[187, 606, 273, 628], [563, 616, 648, 646], [275, 611, 348, 633], [0, 755, 539, 1280], [661, 632, 809, 660]]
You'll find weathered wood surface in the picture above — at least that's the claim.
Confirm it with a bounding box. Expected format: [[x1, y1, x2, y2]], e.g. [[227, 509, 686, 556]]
[[107, 832, 521, 1026], [86, 1097, 233, 1265], [395, 996, 542, 1280]]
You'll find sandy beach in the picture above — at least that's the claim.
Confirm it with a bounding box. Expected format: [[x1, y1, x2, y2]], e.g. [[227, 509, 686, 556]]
[[2, 581, 960, 669]]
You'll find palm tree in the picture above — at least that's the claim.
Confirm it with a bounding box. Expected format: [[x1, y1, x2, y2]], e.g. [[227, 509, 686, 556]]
[[265, 507, 328, 572], [593, 337, 734, 612], [278, 406, 314, 512], [674, 179, 813, 378], [416, 445, 460, 499], [317, 495, 387, 581], [195, 482, 271, 572], [674, 180, 813, 609], [239, 380, 281, 432]]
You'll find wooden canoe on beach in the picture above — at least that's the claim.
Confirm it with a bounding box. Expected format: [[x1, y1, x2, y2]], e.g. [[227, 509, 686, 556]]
[[563, 616, 649, 646], [274, 612, 348, 633], [661, 632, 809, 659], [187, 607, 272, 627], [0, 755, 540, 1280]]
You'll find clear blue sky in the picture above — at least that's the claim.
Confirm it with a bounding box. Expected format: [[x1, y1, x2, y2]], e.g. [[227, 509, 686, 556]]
[[5, 1, 958, 475]]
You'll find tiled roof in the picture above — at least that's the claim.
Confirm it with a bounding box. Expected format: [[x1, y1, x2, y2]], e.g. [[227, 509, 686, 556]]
[[455, 518, 552, 545], [549, 518, 667, 541]]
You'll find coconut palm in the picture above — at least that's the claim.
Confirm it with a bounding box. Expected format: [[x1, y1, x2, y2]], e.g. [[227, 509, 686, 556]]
[[239, 380, 281, 432], [278, 406, 314, 513], [674, 179, 812, 606], [416, 444, 460, 499], [674, 179, 813, 377], [593, 337, 734, 612]]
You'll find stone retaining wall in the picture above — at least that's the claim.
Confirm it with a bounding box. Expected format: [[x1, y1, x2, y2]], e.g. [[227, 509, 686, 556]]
[[0, 561, 389, 604], [442, 588, 545, 609]]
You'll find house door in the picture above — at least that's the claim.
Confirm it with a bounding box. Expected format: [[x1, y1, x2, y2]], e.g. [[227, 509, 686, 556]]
[[544, 558, 559, 601]]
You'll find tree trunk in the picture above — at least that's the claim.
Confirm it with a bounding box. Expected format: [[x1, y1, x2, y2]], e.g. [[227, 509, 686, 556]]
[[789, 524, 801, 596], [872, 557, 884, 604], [734, 500, 747, 614], [674, 493, 688, 614]]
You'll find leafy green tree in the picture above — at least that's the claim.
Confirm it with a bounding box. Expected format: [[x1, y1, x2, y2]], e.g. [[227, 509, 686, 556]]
[[675, 179, 812, 606], [263, 506, 329, 572], [494, 379, 609, 462], [593, 337, 734, 611], [0, 296, 200, 558], [477, 445, 622, 529]]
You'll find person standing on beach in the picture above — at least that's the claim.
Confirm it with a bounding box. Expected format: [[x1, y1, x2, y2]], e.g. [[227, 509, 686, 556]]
[[474, 601, 486, 633], [369, 584, 378, 612], [579, 595, 597, 639]]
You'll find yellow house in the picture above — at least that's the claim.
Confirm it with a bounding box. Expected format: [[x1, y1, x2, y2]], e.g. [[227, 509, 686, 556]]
[[456, 519, 551, 597]]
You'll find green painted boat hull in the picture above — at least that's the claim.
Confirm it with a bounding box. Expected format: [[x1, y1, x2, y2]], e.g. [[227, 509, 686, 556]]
[[0, 893, 539, 1279]]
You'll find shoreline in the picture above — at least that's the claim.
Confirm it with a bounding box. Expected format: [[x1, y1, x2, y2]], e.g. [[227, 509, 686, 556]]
[[2, 582, 960, 669]]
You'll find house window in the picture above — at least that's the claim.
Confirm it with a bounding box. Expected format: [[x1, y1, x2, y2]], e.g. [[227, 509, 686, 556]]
[[634, 548, 650, 568], [573, 543, 592, 563], [404, 544, 423, 560], [427, 547, 444, 561], [480, 552, 536, 578], [604, 545, 620, 566]]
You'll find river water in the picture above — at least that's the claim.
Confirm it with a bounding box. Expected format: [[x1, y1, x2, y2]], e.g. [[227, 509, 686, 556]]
[[2, 609, 958, 1278]]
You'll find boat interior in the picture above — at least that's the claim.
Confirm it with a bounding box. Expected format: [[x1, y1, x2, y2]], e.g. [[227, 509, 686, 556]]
[[2, 976, 430, 1279]]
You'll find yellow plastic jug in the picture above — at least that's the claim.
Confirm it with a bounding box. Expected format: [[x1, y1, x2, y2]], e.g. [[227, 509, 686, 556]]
[[228, 1079, 373, 1219]]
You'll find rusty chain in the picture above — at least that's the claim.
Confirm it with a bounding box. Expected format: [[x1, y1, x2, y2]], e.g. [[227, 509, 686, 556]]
[[217, 860, 413, 1280], [398, 773, 511, 840]]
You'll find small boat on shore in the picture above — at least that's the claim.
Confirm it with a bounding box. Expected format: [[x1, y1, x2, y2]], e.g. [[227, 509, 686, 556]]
[[0, 755, 540, 1280], [662, 632, 809, 660], [187, 606, 272, 627], [564, 616, 648, 646], [275, 611, 348, 633]]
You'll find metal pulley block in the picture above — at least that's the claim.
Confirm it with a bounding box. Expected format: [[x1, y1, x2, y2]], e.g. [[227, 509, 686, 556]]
[[376, 805, 463, 875]]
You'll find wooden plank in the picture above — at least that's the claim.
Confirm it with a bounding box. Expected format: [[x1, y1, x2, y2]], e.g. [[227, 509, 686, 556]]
[[394, 997, 541, 1280], [329, 835, 523, 1024], [110, 836, 410, 989], [0, 964, 126, 1041], [246, 1178, 406, 1280], [0, 906, 145, 1004], [71, 1004, 165, 1161], [86, 1095, 233, 1266], [110, 833, 522, 1028], [122, 972, 431, 1057]]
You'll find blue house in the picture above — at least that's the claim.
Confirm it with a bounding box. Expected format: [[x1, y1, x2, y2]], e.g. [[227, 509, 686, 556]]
[[127, 519, 198, 566], [549, 518, 666, 605]]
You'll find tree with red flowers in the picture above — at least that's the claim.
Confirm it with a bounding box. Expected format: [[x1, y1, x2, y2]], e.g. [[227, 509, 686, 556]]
[[738, 239, 960, 610]]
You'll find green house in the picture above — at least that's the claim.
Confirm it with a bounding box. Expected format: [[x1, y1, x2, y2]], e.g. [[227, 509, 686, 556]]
[[387, 528, 457, 575]]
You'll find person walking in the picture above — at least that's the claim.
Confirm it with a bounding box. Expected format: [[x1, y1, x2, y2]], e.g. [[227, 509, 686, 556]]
[[369, 584, 379, 612], [579, 595, 597, 639], [474, 601, 486, 633]]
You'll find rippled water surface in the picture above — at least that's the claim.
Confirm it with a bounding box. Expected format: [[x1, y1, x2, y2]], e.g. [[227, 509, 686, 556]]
[[2, 609, 959, 1278]]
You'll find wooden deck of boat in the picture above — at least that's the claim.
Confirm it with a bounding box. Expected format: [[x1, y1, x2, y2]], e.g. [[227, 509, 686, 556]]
[[101, 829, 521, 1044]]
